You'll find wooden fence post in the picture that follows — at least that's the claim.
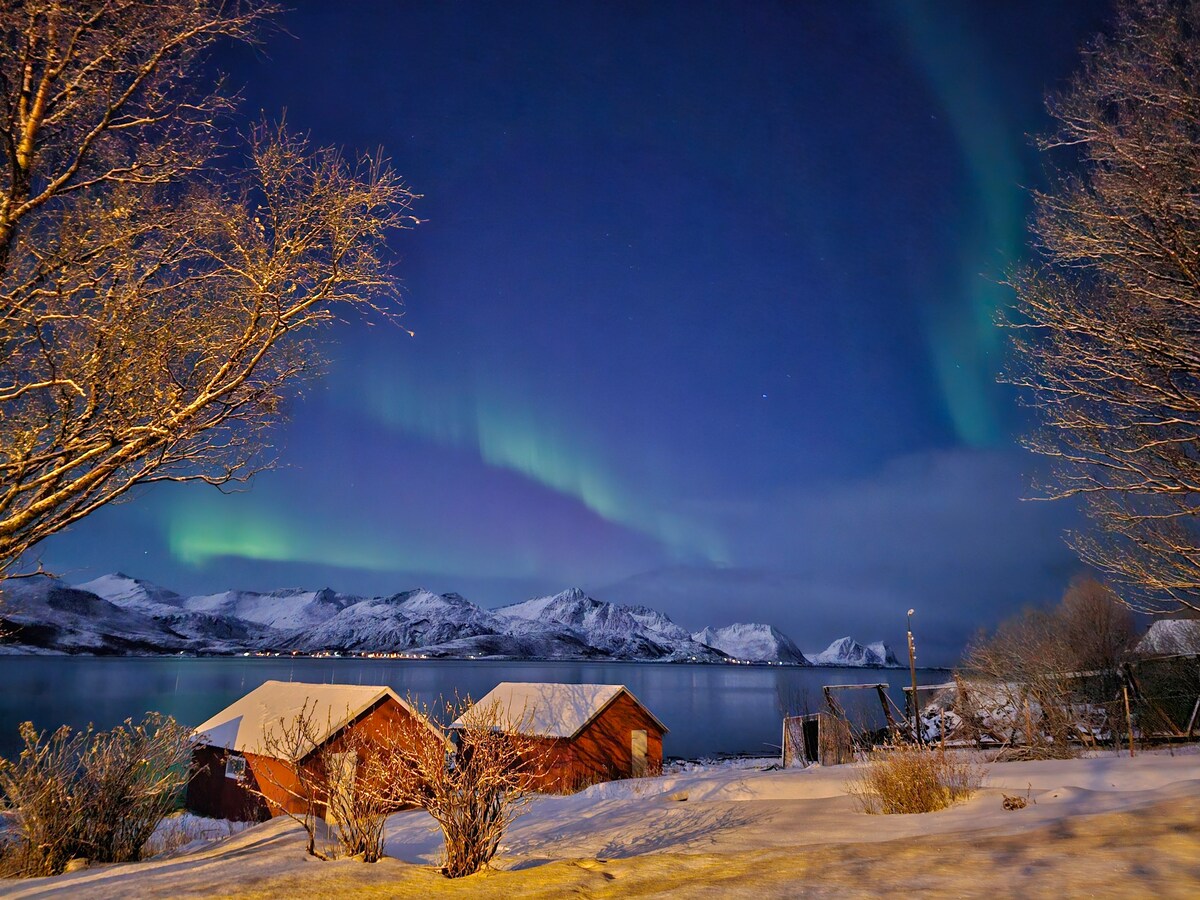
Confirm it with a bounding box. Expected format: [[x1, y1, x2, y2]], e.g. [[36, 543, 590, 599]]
[[1122, 683, 1135, 758]]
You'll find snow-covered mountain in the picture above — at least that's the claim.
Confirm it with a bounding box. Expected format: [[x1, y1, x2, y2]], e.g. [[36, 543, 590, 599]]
[[183, 586, 357, 631], [0, 577, 195, 655], [290, 590, 505, 652], [692, 623, 809, 664], [0, 572, 908, 666], [0, 575, 720, 661], [805, 636, 902, 668], [495, 589, 717, 661]]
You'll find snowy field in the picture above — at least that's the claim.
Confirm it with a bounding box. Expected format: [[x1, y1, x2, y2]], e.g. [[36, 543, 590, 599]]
[[1, 750, 1198, 898]]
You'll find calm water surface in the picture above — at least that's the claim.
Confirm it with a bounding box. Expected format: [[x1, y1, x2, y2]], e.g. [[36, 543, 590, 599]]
[[0, 657, 947, 760]]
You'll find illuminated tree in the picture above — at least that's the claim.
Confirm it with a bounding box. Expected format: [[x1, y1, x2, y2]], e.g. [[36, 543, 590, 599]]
[[0, 0, 418, 575], [1008, 0, 1200, 613]]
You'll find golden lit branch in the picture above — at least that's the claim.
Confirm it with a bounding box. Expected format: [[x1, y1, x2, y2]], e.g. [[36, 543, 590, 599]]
[[0, 1, 418, 574], [1006, 0, 1200, 613]]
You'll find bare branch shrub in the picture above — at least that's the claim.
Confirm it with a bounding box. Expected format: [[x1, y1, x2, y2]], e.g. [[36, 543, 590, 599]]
[[0, 0, 418, 576], [1006, 0, 1200, 614], [379, 696, 544, 879], [74, 713, 195, 864], [322, 727, 395, 862], [0, 714, 194, 876], [963, 578, 1136, 758], [847, 744, 986, 815], [246, 701, 399, 862], [964, 609, 1086, 759], [245, 700, 327, 858], [0, 723, 86, 876]]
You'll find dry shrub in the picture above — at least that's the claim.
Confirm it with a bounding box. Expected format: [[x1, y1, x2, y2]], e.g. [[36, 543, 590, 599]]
[[962, 578, 1138, 758], [248, 701, 396, 862], [323, 728, 396, 862], [847, 744, 986, 815], [0, 714, 193, 877], [380, 696, 545, 879]]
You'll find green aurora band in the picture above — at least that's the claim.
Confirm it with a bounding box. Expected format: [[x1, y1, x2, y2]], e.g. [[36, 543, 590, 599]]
[[892, 3, 1025, 447], [355, 369, 729, 564], [167, 495, 537, 577]]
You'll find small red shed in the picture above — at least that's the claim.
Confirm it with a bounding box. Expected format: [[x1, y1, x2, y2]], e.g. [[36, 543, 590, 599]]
[[453, 682, 667, 793], [186, 680, 443, 821]]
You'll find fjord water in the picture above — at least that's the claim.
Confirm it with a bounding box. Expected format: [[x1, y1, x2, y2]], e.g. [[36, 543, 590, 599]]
[[0, 657, 947, 760]]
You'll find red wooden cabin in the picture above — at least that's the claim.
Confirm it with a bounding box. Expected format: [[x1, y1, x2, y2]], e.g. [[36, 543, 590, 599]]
[[453, 682, 667, 793], [186, 680, 444, 821]]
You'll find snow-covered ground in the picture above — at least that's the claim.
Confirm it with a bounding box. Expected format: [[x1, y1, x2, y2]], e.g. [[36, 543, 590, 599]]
[[2, 749, 1197, 898]]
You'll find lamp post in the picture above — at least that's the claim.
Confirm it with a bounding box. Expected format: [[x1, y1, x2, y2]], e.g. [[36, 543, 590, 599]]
[[907, 608, 920, 744]]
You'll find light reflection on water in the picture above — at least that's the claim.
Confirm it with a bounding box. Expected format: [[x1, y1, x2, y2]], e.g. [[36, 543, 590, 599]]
[[0, 657, 948, 760]]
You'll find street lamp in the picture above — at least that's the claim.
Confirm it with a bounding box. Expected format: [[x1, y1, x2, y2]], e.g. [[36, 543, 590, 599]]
[[907, 608, 920, 744]]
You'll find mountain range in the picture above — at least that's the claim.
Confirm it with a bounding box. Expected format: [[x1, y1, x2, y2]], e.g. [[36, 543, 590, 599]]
[[0, 573, 900, 667]]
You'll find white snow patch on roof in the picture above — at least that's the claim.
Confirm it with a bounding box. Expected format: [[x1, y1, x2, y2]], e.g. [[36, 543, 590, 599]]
[[1137, 619, 1200, 655], [193, 680, 425, 756], [452, 682, 665, 739]]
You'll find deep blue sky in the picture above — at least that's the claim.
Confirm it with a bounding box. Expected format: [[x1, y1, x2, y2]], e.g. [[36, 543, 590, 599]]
[[46, 0, 1113, 662]]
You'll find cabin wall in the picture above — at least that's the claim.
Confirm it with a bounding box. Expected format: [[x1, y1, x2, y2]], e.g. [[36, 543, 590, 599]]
[[185, 745, 271, 822], [186, 696, 438, 821], [526, 692, 666, 793]]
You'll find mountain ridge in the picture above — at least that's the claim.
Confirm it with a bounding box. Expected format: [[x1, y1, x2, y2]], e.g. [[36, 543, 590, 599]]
[[0, 573, 897, 666]]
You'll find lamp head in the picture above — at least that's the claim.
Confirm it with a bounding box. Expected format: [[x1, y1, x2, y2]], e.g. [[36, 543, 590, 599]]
[[907, 608, 915, 617]]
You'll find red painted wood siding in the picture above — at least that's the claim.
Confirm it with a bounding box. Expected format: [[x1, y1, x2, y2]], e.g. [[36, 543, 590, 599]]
[[185, 695, 437, 821], [526, 691, 665, 793]]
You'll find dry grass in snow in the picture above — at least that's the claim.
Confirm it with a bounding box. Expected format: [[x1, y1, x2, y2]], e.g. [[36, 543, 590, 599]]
[[847, 744, 987, 814]]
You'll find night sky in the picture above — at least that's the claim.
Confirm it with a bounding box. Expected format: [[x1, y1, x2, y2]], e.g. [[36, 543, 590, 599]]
[[44, 1, 1114, 664]]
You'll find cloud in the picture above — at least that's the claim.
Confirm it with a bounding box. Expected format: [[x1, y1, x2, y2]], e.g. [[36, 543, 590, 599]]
[[601, 448, 1084, 664]]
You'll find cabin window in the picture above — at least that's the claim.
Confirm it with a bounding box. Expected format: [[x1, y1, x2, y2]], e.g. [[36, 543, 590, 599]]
[[225, 754, 247, 780]]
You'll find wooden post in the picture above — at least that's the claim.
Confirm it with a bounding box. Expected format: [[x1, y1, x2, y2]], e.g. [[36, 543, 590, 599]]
[[907, 610, 919, 744], [1122, 683, 1135, 758], [1186, 697, 1200, 738]]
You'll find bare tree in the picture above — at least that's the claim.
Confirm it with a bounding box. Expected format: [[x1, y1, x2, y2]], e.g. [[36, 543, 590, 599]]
[[1058, 575, 1137, 673], [378, 696, 544, 879], [963, 577, 1136, 757], [0, 0, 418, 575], [1007, 0, 1200, 614]]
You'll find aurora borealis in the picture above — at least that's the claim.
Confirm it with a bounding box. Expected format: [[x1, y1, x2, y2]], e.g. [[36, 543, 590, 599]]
[[45, 1, 1110, 663]]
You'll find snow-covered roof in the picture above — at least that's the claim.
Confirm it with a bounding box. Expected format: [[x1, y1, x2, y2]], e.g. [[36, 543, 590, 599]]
[[1136, 619, 1200, 656], [450, 682, 667, 739], [193, 680, 441, 756]]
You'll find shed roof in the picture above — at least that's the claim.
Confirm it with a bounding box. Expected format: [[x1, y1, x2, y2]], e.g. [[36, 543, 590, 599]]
[[451, 682, 667, 739], [193, 680, 440, 757]]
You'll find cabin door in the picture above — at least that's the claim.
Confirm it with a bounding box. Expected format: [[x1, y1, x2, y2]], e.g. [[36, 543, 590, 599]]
[[631, 730, 648, 777], [325, 752, 357, 826]]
